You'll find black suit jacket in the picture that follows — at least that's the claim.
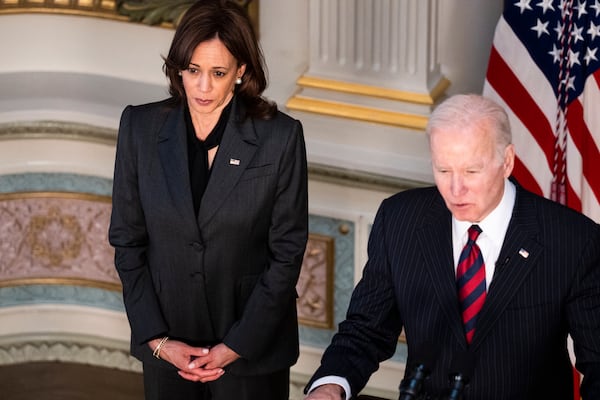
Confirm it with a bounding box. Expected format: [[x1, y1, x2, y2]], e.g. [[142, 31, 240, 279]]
[[109, 97, 308, 375], [308, 184, 600, 399]]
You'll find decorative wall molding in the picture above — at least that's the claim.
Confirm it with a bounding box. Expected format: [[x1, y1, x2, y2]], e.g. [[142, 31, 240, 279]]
[[0, 121, 429, 191], [0, 285, 124, 311], [0, 0, 124, 22], [0, 173, 113, 196], [287, 95, 430, 130], [296, 75, 450, 105], [0, 120, 117, 146], [0, 339, 141, 372], [297, 233, 334, 329], [287, 74, 450, 128], [0, 0, 258, 30], [299, 214, 356, 345], [0, 305, 136, 370], [117, 0, 196, 26], [308, 162, 428, 192], [0, 192, 118, 291], [117, 0, 258, 29]]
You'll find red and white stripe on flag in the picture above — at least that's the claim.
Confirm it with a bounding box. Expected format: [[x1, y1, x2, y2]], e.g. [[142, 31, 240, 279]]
[[483, 0, 600, 224]]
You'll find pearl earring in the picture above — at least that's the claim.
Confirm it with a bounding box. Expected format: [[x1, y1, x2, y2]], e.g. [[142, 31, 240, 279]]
[[236, 77, 242, 85]]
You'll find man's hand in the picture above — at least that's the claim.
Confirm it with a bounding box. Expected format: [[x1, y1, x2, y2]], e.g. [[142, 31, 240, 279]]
[[304, 384, 346, 400]]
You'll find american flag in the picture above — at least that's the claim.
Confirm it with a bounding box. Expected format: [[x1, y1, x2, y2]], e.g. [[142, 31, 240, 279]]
[[483, 0, 600, 224]]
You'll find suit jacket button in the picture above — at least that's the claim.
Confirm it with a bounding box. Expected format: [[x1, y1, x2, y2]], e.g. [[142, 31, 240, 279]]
[[190, 241, 204, 251]]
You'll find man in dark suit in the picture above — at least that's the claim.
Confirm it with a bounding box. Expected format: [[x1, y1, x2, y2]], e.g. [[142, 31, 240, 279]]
[[304, 94, 600, 399]]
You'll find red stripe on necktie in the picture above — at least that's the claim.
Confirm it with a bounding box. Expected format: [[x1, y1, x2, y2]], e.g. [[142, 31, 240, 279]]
[[457, 225, 487, 344]]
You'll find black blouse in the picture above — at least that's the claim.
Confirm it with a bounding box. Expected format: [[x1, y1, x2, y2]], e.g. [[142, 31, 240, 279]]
[[186, 99, 233, 215]]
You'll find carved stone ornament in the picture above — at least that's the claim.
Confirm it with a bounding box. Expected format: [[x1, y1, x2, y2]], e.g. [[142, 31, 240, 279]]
[[116, 0, 256, 27], [0, 1, 257, 30], [296, 234, 335, 329], [0, 193, 118, 290], [0, 340, 141, 372], [116, 0, 197, 26]]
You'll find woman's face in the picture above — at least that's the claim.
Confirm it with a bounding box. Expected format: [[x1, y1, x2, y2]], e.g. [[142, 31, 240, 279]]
[[181, 37, 246, 120]]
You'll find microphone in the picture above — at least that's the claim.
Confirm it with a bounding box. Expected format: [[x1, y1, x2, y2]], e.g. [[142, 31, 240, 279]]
[[443, 351, 475, 400], [398, 343, 439, 400]]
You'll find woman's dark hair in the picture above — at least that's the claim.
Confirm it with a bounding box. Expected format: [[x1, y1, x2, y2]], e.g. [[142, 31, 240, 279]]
[[163, 0, 277, 119]]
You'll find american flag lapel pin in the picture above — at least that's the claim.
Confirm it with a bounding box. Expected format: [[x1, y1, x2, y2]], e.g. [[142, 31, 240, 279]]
[[518, 248, 529, 259], [229, 158, 240, 166]]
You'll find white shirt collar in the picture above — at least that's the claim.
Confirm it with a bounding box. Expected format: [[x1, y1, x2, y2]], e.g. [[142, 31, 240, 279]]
[[453, 179, 516, 247]]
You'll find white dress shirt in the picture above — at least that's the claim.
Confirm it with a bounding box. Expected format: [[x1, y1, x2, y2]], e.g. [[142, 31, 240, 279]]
[[452, 179, 516, 288]]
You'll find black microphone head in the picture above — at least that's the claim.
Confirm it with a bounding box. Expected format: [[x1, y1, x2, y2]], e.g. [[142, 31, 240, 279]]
[[399, 342, 440, 399], [448, 351, 475, 383], [409, 341, 439, 373]]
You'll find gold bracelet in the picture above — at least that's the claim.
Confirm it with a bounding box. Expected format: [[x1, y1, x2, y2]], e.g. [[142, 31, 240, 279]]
[[152, 336, 169, 359]]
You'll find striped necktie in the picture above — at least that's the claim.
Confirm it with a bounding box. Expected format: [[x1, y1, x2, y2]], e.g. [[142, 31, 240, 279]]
[[456, 224, 486, 344]]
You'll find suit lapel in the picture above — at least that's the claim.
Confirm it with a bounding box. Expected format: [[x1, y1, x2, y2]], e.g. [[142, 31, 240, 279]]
[[470, 188, 542, 349], [416, 196, 467, 347], [157, 104, 197, 227], [198, 99, 258, 229]]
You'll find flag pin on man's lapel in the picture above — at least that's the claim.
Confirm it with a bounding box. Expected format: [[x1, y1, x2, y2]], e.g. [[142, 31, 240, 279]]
[[518, 248, 529, 259], [229, 158, 240, 166]]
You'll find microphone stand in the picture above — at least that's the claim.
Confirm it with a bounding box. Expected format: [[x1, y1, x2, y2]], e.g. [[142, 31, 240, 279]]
[[441, 351, 475, 400], [398, 363, 429, 400], [398, 342, 439, 400]]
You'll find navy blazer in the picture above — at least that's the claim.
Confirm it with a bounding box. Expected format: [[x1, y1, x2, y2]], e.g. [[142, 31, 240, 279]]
[[109, 97, 308, 375], [308, 183, 600, 399]]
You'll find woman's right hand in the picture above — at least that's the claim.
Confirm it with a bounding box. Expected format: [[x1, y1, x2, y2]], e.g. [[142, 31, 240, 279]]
[[148, 339, 224, 382]]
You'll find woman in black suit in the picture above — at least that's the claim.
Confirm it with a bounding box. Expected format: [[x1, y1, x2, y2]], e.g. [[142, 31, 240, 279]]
[[108, 1, 308, 399]]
